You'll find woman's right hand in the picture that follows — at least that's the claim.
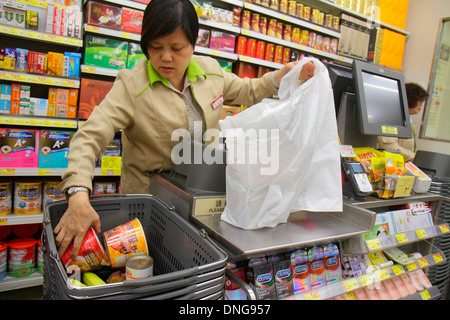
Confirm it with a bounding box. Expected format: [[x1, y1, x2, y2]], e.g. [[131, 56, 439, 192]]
[[53, 191, 101, 260]]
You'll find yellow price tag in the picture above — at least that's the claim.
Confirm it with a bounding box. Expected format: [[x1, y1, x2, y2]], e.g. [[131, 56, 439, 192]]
[[366, 239, 382, 251], [439, 224, 450, 233], [417, 257, 429, 268], [419, 290, 431, 300], [393, 175, 415, 197], [378, 269, 390, 281], [101, 156, 122, 175], [0, 218, 7, 225], [406, 262, 417, 271], [392, 264, 405, 276], [1, 169, 15, 175], [304, 290, 321, 300], [416, 229, 428, 238], [396, 233, 408, 243], [343, 278, 359, 292], [433, 253, 444, 263], [38, 169, 52, 175]]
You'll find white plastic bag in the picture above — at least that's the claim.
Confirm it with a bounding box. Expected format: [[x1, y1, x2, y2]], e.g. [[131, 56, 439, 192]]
[[220, 58, 342, 230]]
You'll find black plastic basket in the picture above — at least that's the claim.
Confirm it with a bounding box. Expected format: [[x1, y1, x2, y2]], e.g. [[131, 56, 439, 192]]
[[42, 194, 227, 300]]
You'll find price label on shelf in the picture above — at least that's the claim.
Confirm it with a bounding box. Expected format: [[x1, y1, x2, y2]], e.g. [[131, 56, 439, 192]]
[[416, 229, 428, 238], [417, 257, 429, 268], [419, 290, 431, 300], [406, 262, 417, 271], [343, 278, 359, 292], [433, 253, 444, 263], [0, 169, 15, 175], [392, 264, 405, 276], [0, 218, 7, 225], [366, 238, 382, 251], [396, 233, 408, 244], [100, 156, 122, 175], [439, 224, 450, 234], [303, 290, 321, 300]]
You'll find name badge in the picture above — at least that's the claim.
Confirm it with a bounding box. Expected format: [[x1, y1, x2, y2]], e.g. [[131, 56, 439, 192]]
[[211, 94, 224, 110]]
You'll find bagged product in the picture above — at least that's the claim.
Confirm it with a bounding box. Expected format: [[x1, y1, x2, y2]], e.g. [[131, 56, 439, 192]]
[[220, 58, 342, 230]]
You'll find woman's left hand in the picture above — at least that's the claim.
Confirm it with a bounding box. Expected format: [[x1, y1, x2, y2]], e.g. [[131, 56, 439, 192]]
[[272, 61, 316, 86]]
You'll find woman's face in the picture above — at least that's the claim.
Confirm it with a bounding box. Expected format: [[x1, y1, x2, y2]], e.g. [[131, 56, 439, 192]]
[[409, 100, 424, 115], [147, 28, 194, 90]]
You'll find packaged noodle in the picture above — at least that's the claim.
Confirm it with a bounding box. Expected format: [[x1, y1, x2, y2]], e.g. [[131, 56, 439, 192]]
[[380, 151, 405, 198]]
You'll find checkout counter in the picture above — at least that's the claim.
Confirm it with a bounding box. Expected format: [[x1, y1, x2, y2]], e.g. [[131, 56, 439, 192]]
[[149, 60, 450, 300]]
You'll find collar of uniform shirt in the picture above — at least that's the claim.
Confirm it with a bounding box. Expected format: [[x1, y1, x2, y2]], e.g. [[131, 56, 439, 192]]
[[147, 58, 207, 89]]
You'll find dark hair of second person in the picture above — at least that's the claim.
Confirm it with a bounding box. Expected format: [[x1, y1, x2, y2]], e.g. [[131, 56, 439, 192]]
[[140, 0, 199, 59], [405, 82, 429, 109]]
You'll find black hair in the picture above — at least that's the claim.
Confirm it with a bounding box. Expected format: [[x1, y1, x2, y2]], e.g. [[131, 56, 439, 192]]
[[140, 0, 199, 59], [405, 83, 429, 109]]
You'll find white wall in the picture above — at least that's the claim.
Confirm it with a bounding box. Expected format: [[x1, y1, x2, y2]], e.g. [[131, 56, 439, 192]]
[[402, 0, 450, 155]]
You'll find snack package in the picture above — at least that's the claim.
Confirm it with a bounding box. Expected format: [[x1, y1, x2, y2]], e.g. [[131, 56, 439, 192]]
[[380, 151, 405, 198]]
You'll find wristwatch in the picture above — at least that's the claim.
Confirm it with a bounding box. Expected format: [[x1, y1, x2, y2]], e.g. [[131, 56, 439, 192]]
[[66, 186, 89, 198]]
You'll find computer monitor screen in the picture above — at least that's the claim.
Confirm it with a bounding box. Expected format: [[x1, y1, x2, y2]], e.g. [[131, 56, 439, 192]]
[[352, 60, 412, 139]]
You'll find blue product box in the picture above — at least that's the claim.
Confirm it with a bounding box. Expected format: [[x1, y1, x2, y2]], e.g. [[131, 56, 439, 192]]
[[0, 84, 11, 100], [64, 52, 82, 78], [39, 130, 75, 168], [15, 48, 28, 71], [0, 100, 11, 113]]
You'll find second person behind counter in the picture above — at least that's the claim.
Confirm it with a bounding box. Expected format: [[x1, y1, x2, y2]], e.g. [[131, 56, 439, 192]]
[[54, 0, 316, 259], [377, 82, 429, 162]]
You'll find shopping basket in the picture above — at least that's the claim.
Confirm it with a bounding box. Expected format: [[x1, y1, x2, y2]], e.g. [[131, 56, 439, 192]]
[[42, 194, 228, 300]]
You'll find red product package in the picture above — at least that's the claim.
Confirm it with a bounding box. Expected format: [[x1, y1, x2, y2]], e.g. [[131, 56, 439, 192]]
[[121, 8, 143, 33], [27, 52, 47, 74], [78, 78, 114, 119], [86, 1, 122, 30]]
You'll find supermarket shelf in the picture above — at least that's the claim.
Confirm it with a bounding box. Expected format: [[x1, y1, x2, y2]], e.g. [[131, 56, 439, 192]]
[[0, 212, 43, 225], [195, 46, 239, 61], [0, 24, 83, 47], [0, 115, 78, 129], [84, 24, 141, 41], [199, 19, 241, 34], [401, 286, 441, 300], [0, 70, 80, 88], [81, 64, 120, 77], [0, 273, 43, 292], [238, 55, 283, 69], [0, 168, 118, 177], [100, 0, 147, 10]]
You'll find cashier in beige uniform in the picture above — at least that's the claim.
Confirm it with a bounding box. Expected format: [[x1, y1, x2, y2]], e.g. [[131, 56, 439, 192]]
[[377, 83, 429, 162], [54, 0, 316, 258]]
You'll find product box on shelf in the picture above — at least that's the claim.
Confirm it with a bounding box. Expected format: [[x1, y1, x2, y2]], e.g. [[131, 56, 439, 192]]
[[47, 52, 65, 76], [85, 1, 122, 30], [121, 7, 143, 33], [0, 128, 39, 168], [84, 35, 128, 70], [78, 78, 114, 119], [39, 130, 74, 168], [127, 42, 145, 69], [63, 52, 82, 78], [196, 28, 210, 47], [209, 30, 235, 53], [27, 51, 48, 74], [25, 10, 38, 30], [3, 48, 16, 70], [15, 48, 28, 72], [3, 2, 26, 28], [29, 98, 48, 116]]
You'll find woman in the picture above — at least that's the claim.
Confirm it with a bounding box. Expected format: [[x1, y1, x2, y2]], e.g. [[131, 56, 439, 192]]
[[54, 0, 316, 259], [377, 82, 429, 161]]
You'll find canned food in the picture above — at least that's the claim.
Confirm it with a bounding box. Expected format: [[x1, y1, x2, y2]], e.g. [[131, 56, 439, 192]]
[[283, 24, 292, 42], [255, 41, 266, 59], [303, 6, 311, 21], [332, 16, 340, 31], [264, 43, 275, 61], [236, 36, 247, 55], [325, 14, 333, 29], [269, 0, 279, 10], [260, 0, 270, 6], [43, 180, 64, 205], [104, 218, 148, 269], [292, 27, 300, 43], [0, 180, 12, 216], [259, 16, 268, 35], [276, 21, 283, 39], [297, 4, 304, 19], [312, 9, 320, 24], [245, 39, 256, 57], [315, 34, 323, 50], [267, 19, 277, 37], [279, 0, 288, 13], [241, 10, 251, 30], [61, 226, 110, 272], [282, 48, 291, 64], [300, 30, 309, 45], [288, 1, 297, 16], [251, 13, 260, 32], [308, 32, 316, 47], [126, 255, 153, 280], [14, 181, 41, 215], [274, 45, 283, 63], [8, 238, 36, 278], [330, 38, 338, 53]]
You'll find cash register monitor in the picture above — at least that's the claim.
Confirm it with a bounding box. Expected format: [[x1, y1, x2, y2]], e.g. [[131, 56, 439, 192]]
[[352, 60, 412, 139]]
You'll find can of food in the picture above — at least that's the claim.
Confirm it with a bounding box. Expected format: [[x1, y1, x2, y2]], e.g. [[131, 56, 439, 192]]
[[297, 3, 304, 19], [308, 32, 316, 47], [323, 37, 331, 52], [0, 241, 7, 280], [303, 6, 311, 21], [283, 24, 292, 42], [126, 254, 153, 280], [274, 45, 283, 63], [315, 34, 323, 50], [269, 0, 279, 10], [288, 1, 297, 16], [8, 238, 36, 278], [312, 9, 320, 24], [241, 10, 251, 29], [332, 16, 340, 31], [282, 48, 291, 64], [236, 36, 247, 55], [245, 38, 256, 57], [300, 30, 309, 45], [61, 226, 110, 272], [325, 14, 333, 29], [14, 181, 42, 215], [267, 19, 277, 37], [0, 180, 12, 216], [255, 41, 266, 59], [259, 16, 267, 35], [279, 0, 288, 13], [276, 21, 283, 39], [93, 181, 116, 195], [330, 38, 338, 53], [104, 218, 148, 269], [251, 13, 260, 32], [264, 43, 275, 61], [43, 180, 64, 205], [292, 27, 301, 43], [260, 0, 269, 7]]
